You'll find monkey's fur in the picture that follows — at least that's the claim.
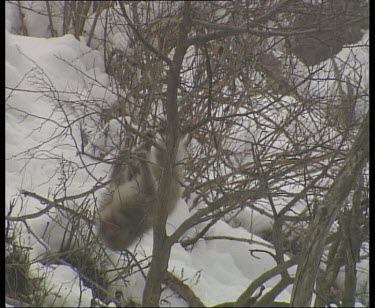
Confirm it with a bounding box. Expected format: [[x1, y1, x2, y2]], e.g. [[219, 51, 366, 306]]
[[98, 131, 187, 250]]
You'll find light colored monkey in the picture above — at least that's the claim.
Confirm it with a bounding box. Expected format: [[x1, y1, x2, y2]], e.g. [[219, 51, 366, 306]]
[[98, 130, 187, 250]]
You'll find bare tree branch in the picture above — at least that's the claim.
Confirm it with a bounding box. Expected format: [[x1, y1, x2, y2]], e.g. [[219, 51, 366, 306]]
[[163, 271, 205, 307], [234, 258, 297, 307], [290, 112, 369, 307]]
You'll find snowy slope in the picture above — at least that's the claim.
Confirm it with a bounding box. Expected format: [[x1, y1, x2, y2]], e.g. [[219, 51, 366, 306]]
[[5, 2, 368, 307]]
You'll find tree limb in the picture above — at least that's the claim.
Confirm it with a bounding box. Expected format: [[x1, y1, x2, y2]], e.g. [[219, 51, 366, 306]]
[[290, 112, 369, 307], [163, 271, 205, 307]]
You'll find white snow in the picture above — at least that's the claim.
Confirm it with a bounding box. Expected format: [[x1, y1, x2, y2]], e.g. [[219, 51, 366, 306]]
[[5, 2, 369, 307]]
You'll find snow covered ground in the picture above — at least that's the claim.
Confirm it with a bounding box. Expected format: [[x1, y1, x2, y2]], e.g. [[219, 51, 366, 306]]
[[5, 2, 368, 307]]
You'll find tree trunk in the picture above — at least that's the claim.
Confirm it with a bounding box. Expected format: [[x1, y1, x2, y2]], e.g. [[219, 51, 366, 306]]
[[142, 3, 191, 306]]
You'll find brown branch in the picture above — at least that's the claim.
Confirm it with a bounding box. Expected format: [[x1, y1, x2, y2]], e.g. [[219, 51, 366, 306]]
[[234, 258, 297, 307], [142, 2, 192, 306], [253, 0, 294, 24], [87, 2, 103, 47], [187, 16, 366, 46], [6, 187, 105, 223], [290, 112, 369, 307], [118, 2, 173, 67], [17, 0, 28, 36], [6, 190, 59, 222], [45, 1, 56, 37], [168, 188, 265, 245], [163, 271, 205, 307], [252, 276, 293, 307]]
